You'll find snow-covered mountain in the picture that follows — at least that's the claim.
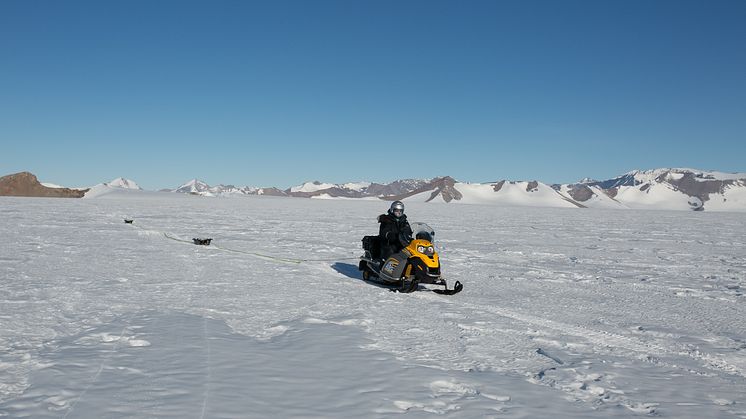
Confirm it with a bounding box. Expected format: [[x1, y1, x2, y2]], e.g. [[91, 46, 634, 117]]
[[3, 168, 744, 211], [164, 168, 746, 212], [105, 177, 141, 190], [169, 178, 435, 199], [555, 168, 746, 211], [171, 179, 286, 197], [290, 181, 338, 194], [283, 179, 432, 199], [174, 179, 214, 195], [275, 169, 746, 211]]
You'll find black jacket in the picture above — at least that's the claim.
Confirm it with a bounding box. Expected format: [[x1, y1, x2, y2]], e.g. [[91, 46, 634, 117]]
[[378, 213, 413, 257]]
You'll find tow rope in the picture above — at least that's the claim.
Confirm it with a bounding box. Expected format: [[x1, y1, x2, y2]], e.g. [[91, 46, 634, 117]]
[[125, 219, 359, 265]]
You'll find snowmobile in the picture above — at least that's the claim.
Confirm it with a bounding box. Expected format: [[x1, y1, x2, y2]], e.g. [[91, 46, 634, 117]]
[[359, 222, 462, 295]]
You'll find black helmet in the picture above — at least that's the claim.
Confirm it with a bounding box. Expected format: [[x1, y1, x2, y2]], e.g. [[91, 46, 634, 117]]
[[389, 201, 405, 218]]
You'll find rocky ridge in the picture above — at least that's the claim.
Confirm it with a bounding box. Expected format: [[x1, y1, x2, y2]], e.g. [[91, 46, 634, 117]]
[[0, 172, 88, 198]]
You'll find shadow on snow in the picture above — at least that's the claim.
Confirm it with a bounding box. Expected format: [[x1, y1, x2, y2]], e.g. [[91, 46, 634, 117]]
[[330, 262, 360, 279], [330, 262, 395, 290]]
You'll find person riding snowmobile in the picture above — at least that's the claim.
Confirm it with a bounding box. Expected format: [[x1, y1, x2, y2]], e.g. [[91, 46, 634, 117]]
[[378, 201, 413, 260], [360, 203, 463, 294]]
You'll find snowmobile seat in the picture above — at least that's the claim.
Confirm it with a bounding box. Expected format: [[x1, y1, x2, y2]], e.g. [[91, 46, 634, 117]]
[[362, 235, 381, 259]]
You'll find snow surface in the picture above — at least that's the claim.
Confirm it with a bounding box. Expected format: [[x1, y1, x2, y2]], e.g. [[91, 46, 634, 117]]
[[310, 193, 379, 201], [40, 183, 88, 191], [1, 195, 746, 418], [40, 183, 64, 189], [83, 185, 197, 200]]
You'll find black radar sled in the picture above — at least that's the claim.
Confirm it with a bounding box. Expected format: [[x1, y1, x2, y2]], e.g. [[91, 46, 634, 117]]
[[359, 222, 462, 295]]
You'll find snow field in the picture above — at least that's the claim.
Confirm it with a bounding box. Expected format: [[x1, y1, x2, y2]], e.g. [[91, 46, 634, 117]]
[[1, 196, 745, 417]]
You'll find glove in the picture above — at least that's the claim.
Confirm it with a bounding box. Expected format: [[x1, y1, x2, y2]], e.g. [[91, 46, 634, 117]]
[[399, 232, 413, 247]]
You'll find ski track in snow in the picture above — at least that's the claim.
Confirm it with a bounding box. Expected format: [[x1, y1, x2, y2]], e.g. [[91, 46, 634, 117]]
[[1, 196, 745, 417]]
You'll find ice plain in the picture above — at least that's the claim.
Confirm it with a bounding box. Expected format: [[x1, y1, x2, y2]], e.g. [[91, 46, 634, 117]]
[[1, 194, 745, 418]]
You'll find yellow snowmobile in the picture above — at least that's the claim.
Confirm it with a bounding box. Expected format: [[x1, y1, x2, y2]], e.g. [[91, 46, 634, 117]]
[[359, 222, 462, 294]]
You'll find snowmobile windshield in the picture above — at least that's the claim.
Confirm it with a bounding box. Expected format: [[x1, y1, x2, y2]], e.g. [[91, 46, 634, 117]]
[[415, 231, 432, 242], [410, 222, 435, 243]]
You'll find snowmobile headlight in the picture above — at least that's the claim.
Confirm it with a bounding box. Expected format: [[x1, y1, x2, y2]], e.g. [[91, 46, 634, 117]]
[[416, 245, 434, 256]]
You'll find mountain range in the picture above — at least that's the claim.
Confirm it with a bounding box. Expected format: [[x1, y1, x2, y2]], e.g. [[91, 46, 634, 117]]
[[163, 168, 745, 212], [2, 168, 745, 212]]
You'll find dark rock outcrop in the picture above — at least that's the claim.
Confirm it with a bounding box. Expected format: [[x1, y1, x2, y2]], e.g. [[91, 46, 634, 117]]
[[567, 184, 594, 202], [0, 172, 88, 198], [587, 173, 642, 189], [428, 176, 463, 202], [604, 187, 619, 199], [665, 172, 738, 204], [383, 176, 463, 203]]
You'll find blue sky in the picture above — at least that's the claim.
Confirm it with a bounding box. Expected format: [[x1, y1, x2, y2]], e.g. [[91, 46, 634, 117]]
[[2, 0, 745, 190]]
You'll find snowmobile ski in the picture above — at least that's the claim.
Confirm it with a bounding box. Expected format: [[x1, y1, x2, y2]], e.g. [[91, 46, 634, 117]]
[[363, 274, 461, 295], [432, 280, 463, 295]]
